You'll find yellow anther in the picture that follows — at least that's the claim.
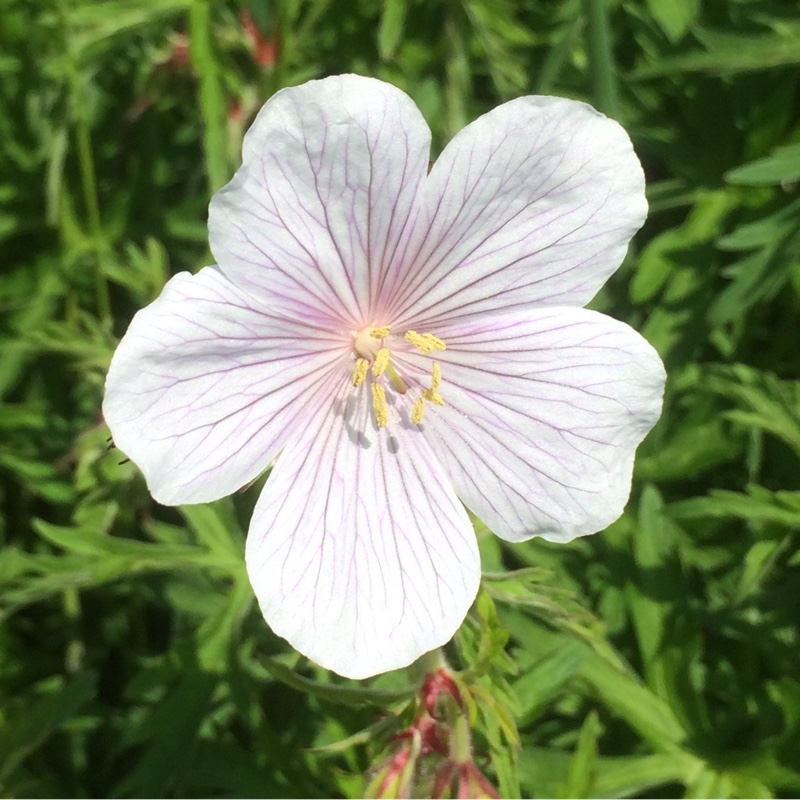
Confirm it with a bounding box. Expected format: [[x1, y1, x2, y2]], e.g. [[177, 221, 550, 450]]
[[411, 397, 426, 425], [424, 333, 447, 352], [386, 362, 407, 394], [430, 362, 441, 392], [405, 330, 447, 355], [352, 358, 369, 387], [371, 326, 391, 339], [371, 383, 389, 427], [405, 330, 430, 353], [423, 388, 445, 406], [373, 348, 390, 377]]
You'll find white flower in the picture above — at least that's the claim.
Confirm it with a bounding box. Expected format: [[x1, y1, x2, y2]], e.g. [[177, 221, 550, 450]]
[[103, 75, 665, 679]]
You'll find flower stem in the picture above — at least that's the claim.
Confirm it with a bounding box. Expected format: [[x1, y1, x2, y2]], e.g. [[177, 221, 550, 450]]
[[448, 695, 472, 763], [398, 732, 422, 796]]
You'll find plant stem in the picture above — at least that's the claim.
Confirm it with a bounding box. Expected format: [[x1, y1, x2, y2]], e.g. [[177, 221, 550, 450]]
[[445, 0, 470, 140], [582, 0, 620, 119], [58, 0, 112, 326], [448, 695, 472, 763]]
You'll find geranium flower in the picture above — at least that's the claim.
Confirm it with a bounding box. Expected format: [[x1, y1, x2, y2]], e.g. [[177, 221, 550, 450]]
[[103, 75, 665, 679]]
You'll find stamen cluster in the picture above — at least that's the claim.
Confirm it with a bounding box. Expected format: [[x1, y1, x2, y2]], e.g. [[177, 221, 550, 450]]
[[351, 326, 447, 427]]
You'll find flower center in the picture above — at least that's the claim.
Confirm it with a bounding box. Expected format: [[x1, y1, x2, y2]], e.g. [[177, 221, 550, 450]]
[[351, 326, 446, 428]]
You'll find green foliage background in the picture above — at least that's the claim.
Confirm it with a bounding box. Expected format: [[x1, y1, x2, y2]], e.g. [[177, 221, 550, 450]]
[[2, 0, 800, 796]]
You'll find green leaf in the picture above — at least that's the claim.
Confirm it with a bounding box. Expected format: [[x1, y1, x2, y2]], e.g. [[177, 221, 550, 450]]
[[179, 501, 246, 564], [632, 25, 800, 77], [484, 568, 603, 644], [196, 576, 253, 672], [68, 0, 191, 58], [113, 670, 218, 797], [630, 487, 677, 661], [593, 753, 700, 797], [581, 0, 619, 117], [463, 0, 532, 96], [578, 650, 689, 751], [34, 515, 224, 568], [737, 537, 794, 599], [306, 715, 401, 756], [0, 507, 244, 618], [0, 451, 75, 503], [183, 740, 290, 797], [477, 693, 520, 798], [683, 766, 731, 799], [519, 749, 701, 799], [562, 710, 601, 798], [259, 656, 416, 708], [670, 486, 800, 529], [708, 219, 800, 325], [709, 366, 800, 455], [635, 414, 740, 481], [645, 0, 698, 42], [513, 638, 589, 726], [717, 198, 800, 252], [631, 189, 734, 303], [0, 671, 97, 784], [629, 489, 709, 734], [725, 142, 800, 186]]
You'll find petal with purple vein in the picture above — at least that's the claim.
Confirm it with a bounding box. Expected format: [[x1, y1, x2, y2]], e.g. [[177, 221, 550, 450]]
[[388, 96, 647, 328], [103, 267, 349, 505], [421, 307, 665, 542], [246, 375, 479, 679], [210, 74, 431, 327]]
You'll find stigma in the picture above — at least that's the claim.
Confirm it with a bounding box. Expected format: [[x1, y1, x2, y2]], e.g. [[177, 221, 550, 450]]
[[350, 325, 447, 429]]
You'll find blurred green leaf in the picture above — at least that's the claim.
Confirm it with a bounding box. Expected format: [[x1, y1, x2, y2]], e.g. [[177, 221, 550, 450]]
[[0, 671, 97, 786], [179, 501, 245, 563], [67, 0, 191, 58], [592, 753, 701, 797], [512, 638, 589, 726], [259, 657, 416, 708], [709, 218, 800, 325], [633, 25, 800, 77], [562, 709, 600, 798], [628, 487, 707, 733], [709, 366, 800, 455], [645, 0, 698, 42], [463, 0, 531, 96], [578, 650, 688, 751], [196, 575, 252, 672], [112, 670, 217, 797], [725, 142, 800, 186], [717, 197, 800, 252], [671, 486, 800, 529]]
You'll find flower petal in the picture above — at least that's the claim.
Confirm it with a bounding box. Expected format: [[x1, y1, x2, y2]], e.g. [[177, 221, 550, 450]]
[[209, 74, 431, 327], [103, 267, 349, 505], [422, 308, 665, 542], [387, 96, 647, 328], [246, 375, 480, 679]]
